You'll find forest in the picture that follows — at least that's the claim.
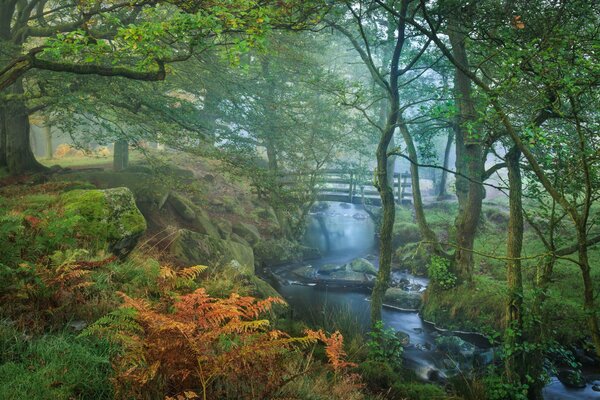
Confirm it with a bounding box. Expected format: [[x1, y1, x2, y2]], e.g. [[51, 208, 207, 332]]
[[0, 0, 599, 399]]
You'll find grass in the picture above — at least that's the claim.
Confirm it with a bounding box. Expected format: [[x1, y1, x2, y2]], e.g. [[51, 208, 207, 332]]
[[418, 201, 600, 344], [0, 323, 113, 400]]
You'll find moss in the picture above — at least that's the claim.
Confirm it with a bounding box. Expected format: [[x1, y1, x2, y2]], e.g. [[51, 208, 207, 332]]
[[60, 188, 146, 256], [421, 277, 505, 333], [393, 221, 421, 246], [391, 382, 447, 400]]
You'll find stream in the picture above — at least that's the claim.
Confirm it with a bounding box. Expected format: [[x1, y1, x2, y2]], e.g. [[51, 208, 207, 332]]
[[267, 202, 600, 399]]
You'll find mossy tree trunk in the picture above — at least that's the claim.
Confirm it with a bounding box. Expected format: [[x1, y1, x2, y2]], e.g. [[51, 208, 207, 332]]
[[398, 121, 438, 245], [448, 17, 484, 283], [370, 0, 409, 327], [504, 146, 527, 386], [3, 81, 46, 175], [437, 129, 453, 200]]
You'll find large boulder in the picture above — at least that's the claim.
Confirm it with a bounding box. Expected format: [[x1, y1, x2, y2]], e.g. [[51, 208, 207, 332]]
[[232, 222, 262, 246], [167, 192, 220, 238], [348, 258, 377, 275], [384, 288, 423, 310], [170, 229, 254, 272], [61, 187, 146, 258], [556, 369, 586, 389]]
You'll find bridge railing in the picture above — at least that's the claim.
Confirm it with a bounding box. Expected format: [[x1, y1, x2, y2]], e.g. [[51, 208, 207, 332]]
[[279, 169, 413, 205]]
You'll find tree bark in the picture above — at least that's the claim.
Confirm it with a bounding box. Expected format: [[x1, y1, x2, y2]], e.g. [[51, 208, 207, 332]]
[[437, 129, 453, 200], [504, 146, 526, 386], [113, 139, 129, 171], [448, 17, 484, 282], [4, 81, 46, 175], [0, 106, 7, 169], [398, 121, 437, 245], [370, 0, 409, 327]]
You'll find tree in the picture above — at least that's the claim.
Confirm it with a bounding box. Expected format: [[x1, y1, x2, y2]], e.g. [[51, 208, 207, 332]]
[[0, 0, 326, 175]]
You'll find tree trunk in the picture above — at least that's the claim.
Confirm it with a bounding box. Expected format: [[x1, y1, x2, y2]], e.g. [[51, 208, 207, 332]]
[[44, 124, 53, 159], [0, 106, 7, 169], [113, 139, 129, 171], [448, 18, 484, 282], [371, 131, 396, 326], [578, 232, 600, 357], [437, 130, 453, 200], [504, 146, 526, 385], [4, 81, 46, 175], [398, 121, 437, 245]]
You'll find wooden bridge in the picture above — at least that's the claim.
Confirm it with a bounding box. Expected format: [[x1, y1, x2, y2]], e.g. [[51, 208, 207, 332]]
[[281, 169, 413, 206]]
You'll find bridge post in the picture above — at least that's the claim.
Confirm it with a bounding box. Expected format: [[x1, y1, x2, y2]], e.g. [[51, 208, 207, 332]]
[[349, 172, 354, 203], [396, 174, 402, 204]]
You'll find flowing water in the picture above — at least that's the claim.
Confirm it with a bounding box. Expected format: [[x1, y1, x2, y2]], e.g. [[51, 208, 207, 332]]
[[267, 202, 600, 399]]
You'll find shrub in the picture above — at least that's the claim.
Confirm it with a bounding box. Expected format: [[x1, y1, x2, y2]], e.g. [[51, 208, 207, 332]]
[[85, 288, 353, 399], [428, 256, 457, 290], [358, 360, 396, 391], [391, 382, 447, 400], [366, 321, 403, 370]]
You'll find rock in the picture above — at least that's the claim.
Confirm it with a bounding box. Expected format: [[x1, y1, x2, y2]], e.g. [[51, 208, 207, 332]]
[[215, 219, 233, 240], [326, 269, 373, 284], [556, 369, 586, 389], [352, 213, 367, 220], [230, 233, 250, 247], [61, 187, 146, 258], [427, 369, 441, 382], [300, 245, 321, 260], [170, 229, 254, 271], [592, 384, 600, 392], [339, 202, 352, 209], [348, 258, 377, 275], [311, 202, 329, 212], [192, 207, 221, 238], [232, 222, 262, 246], [168, 192, 196, 221], [396, 331, 410, 346], [292, 265, 316, 280], [67, 320, 87, 332], [435, 335, 476, 361], [318, 263, 345, 275], [384, 288, 423, 310], [255, 239, 302, 266]]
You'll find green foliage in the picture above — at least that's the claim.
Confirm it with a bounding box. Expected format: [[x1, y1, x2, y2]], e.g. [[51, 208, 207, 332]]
[[482, 374, 528, 400], [0, 324, 113, 400], [428, 256, 457, 290], [366, 321, 403, 370], [358, 360, 396, 391], [391, 382, 447, 400]]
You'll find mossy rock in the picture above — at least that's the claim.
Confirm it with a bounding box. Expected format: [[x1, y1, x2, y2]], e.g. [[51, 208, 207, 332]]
[[318, 263, 345, 275], [191, 206, 220, 238], [167, 192, 196, 221], [393, 222, 421, 247], [384, 288, 423, 310], [170, 229, 254, 271], [215, 219, 233, 240], [232, 222, 262, 246], [348, 258, 377, 275], [254, 239, 302, 267], [230, 232, 251, 247], [60, 187, 146, 257]]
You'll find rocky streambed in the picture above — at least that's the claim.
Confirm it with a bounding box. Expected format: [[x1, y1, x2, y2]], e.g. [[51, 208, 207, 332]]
[[268, 201, 600, 399]]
